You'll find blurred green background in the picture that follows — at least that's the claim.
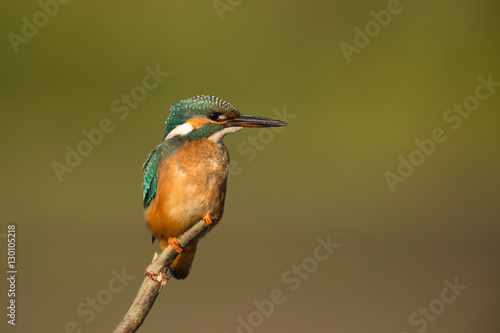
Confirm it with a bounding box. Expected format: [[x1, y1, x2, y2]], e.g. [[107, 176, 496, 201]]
[[1, 0, 499, 332]]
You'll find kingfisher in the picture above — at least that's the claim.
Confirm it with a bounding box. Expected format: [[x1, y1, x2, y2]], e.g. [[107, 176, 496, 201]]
[[142, 95, 288, 279]]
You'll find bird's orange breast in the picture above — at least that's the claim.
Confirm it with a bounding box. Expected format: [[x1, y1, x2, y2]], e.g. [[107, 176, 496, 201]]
[[143, 139, 230, 245]]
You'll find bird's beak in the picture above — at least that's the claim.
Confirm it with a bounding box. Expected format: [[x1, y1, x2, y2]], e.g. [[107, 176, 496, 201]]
[[225, 114, 289, 128]]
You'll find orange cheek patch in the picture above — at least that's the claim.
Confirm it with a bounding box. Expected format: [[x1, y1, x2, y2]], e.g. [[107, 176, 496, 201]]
[[187, 116, 211, 129]]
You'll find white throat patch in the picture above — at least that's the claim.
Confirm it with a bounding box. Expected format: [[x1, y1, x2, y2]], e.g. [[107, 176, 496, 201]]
[[164, 123, 194, 141], [209, 127, 242, 143]]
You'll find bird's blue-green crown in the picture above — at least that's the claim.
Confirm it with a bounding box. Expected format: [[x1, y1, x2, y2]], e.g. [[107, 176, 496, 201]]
[[162, 95, 239, 140]]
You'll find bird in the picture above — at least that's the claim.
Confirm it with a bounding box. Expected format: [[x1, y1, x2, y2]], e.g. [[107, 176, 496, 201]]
[[142, 95, 289, 279]]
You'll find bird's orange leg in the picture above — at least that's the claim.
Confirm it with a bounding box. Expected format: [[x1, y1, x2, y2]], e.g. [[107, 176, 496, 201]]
[[168, 237, 183, 253], [203, 213, 214, 229]]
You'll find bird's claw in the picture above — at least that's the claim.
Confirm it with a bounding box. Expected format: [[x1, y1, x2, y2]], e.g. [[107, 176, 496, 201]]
[[168, 237, 184, 253], [203, 213, 214, 230]]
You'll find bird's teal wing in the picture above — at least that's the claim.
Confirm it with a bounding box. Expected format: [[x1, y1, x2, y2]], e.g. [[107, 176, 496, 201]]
[[142, 139, 182, 208], [142, 145, 161, 208]]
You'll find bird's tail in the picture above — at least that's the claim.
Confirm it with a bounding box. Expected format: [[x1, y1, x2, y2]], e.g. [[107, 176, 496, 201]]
[[170, 240, 198, 279]]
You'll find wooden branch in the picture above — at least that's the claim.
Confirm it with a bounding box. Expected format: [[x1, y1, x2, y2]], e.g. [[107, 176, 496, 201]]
[[113, 219, 209, 333]]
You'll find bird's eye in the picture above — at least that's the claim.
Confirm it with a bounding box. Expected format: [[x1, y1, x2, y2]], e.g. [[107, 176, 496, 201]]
[[208, 112, 219, 121]]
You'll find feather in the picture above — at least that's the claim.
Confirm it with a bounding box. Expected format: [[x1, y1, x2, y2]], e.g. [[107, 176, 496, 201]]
[[142, 139, 182, 208], [142, 145, 161, 208]]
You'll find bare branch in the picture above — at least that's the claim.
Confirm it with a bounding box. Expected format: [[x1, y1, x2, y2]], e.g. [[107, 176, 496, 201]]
[[113, 219, 209, 333]]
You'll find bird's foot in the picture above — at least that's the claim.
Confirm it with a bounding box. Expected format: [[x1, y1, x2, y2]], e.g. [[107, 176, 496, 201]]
[[203, 213, 214, 229], [168, 237, 184, 253]]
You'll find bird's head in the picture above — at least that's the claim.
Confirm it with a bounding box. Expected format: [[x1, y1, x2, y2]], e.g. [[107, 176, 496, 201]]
[[163, 95, 289, 142]]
